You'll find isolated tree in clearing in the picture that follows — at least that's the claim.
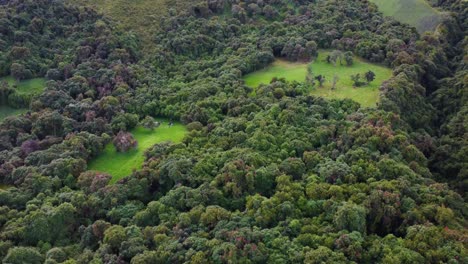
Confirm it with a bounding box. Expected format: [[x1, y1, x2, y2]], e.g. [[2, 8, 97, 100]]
[[113, 131, 138, 152], [141, 116, 160, 130], [344, 51, 354, 66], [332, 74, 339, 90], [315, 75, 326, 87], [365, 70, 376, 83]]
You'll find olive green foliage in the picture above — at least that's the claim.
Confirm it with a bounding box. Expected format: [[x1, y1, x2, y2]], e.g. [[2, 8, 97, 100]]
[[0, 0, 466, 263]]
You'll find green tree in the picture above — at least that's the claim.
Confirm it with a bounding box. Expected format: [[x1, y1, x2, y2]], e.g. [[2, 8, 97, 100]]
[[344, 51, 354, 66], [141, 116, 159, 130], [365, 70, 376, 83], [332, 74, 339, 90], [103, 225, 127, 252], [315, 75, 326, 87], [333, 203, 367, 233], [304, 246, 348, 264], [3, 247, 43, 264]]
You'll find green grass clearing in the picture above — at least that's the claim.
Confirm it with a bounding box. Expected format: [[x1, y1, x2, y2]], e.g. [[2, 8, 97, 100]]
[[243, 51, 393, 107], [0, 76, 46, 95], [0, 184, 13, 190], [88, 119, 187, 183], [244, 60, 308, 88], [0, 105, 28, 120], [309, 52, 392, 108], [369, 0, 443, 33], [0, 76, 45, 120]]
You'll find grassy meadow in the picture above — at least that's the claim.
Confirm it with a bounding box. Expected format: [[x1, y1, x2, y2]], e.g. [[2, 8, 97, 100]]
[[0, 76, 46, 95], [88, 119, 187, 182], [244, 60, 308, 87], [0, 106, 28, 120], [243, 51, 393, 107], [369, 0, 443, 33], [0, 76, 45, 120]]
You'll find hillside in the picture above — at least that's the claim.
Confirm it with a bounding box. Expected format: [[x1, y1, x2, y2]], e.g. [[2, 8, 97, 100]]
[[0, 1, 466, 263], [67, 0, 201, 49], [369, 0, 444, 33]]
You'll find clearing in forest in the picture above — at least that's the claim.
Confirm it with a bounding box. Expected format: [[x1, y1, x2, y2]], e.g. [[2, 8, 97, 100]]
[[0, 76, 46, 120], [0, 76, 46, 95], [243, 51, 393, 107], [0, 106, 28, 120], [88, 119, 187, 183], [369, 0, 443, 33]]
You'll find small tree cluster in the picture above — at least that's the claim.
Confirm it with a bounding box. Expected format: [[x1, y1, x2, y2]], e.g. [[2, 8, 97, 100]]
[[327, 50, 354, 66], [351, 70, 376, 87]]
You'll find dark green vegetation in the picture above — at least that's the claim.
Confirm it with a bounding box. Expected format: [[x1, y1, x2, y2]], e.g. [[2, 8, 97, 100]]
[[88, 120, 187, 182], [369, 0, 444, 33], [244, 51, 392, 107], [0, 0, 466, 263]]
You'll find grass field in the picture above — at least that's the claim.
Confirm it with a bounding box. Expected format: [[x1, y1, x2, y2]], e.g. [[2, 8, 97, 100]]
[[244, 60, 308, 87], [88, 119, 187, 182], [0, 76, 45, 120], [369, 0, 442, 33], [243, 51, 393, 107], [0, 106, 28, 120], [0, 76, 46, 95]]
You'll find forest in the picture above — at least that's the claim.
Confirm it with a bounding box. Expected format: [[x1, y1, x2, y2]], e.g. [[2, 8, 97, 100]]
[[0, 0, 466, 263]]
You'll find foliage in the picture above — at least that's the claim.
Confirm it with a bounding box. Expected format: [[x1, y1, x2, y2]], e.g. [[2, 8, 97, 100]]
[[0, 0, 466, 263]]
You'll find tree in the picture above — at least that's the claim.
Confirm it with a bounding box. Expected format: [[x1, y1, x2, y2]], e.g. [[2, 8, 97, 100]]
[[365, 70, 376, 83], [10, 63, 31, 81], [332, 74, 339, 90], [350, 73, 366, 87], [333, 203, 366, 233], [329, 50, 343, 66], [315, 75, 326, 87], [20, 140, 40, 155], [305, 41, 318, 59], [46, 248, 67, 263], [113, 131, 138, 152], [304, 246, 348, 264], [344, 51, 354, 66], [3, 247, 43, 264], [280, 157, 306, 180], [306, 64, 314, 86], [77, 171, 112, 193], [200, 206, 231, 228], [263, 5, 278, 19], [103, 225, 127, 252], [141, 116, 159, 130]]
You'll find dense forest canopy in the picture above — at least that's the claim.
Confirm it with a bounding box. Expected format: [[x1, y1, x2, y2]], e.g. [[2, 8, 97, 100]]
[[0, 0, 466, 263]]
